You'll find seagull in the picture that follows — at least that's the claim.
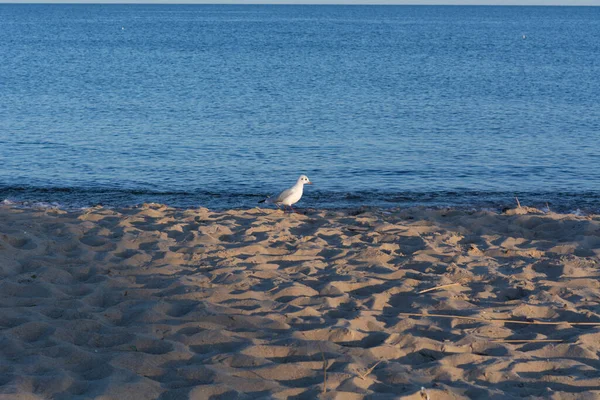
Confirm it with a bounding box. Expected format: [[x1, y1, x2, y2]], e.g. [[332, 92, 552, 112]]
[[259, 175, 312, 213]]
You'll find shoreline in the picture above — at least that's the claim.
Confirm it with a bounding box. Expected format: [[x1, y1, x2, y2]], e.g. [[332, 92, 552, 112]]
[[1, 204, 600, 398], [2, 188, 599, 215], [2, 198, 598, 217]]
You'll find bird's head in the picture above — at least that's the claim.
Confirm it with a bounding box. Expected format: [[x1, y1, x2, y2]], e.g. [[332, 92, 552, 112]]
[[298, 175, 312, 185]]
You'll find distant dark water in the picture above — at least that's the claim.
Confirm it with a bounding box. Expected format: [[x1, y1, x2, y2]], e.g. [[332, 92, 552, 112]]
[[1, 4, 599, 211]]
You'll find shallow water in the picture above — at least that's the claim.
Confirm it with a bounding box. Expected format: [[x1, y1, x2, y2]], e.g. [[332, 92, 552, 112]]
[[1, 4, 599, 211]]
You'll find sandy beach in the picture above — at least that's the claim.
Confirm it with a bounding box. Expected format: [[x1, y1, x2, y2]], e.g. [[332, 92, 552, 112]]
[[1, 203, 600, 399]]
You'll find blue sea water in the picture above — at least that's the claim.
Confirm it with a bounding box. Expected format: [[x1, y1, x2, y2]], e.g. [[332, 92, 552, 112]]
[[1, 4, 599, 211]]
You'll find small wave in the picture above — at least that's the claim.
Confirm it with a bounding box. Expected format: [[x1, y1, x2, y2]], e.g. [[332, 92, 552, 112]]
[[1, 185, 598, 214]]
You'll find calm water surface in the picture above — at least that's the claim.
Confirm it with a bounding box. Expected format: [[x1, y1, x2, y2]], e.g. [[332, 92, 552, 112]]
[[1, 5, 599, 210]]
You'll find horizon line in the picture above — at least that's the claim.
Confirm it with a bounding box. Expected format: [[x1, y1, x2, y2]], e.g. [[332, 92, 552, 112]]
[[1, 1, 600, 5]]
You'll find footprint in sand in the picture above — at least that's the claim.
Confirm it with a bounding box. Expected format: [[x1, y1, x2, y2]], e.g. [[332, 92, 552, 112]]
[[191, 341, 248, 356], [177, 326, 204, 336], [80, 364, 115, 381], [3, 235, 37, 250], [130, 338, 174, 355], [8, 321, 55, 343], [79, 235, 108, 247], [165, 301, 198, 318], [113, 249, 140, 259], [532, 260, 564, 279], [90, 333, 135, 348]]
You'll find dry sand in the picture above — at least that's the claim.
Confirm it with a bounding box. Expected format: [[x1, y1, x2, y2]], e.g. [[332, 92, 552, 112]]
[[1, 203, 600, 400]]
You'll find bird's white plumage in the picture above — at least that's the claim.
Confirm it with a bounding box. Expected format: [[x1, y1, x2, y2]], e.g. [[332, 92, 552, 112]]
[[263, 175, 312, 209]]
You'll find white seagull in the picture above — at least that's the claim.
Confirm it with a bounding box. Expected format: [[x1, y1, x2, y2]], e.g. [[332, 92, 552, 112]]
[[259, 175, 312, 212]]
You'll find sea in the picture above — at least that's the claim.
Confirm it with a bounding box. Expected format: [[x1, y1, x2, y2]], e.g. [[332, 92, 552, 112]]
[[1, 4, 599, 212]]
